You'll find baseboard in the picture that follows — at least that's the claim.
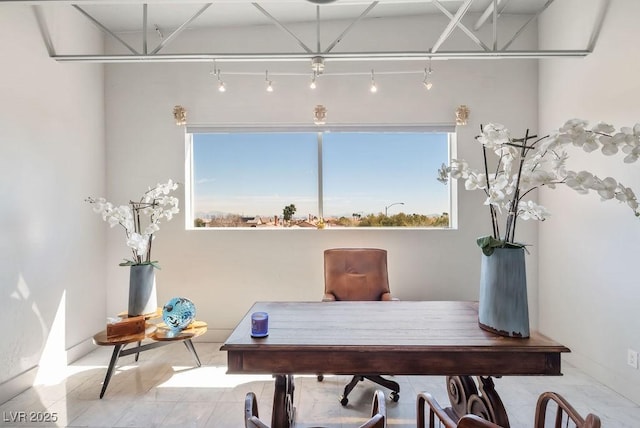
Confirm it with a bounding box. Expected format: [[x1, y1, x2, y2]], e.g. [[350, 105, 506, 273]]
[[0, 338, 97, 405], [0, 366, 37, 405], [564, 353, 640, 406], [67, 337, 97, 364], [1, 329, 232, 405]]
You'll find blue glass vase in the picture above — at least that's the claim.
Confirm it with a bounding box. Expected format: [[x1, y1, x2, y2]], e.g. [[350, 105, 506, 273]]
[[162, 297, 196, 333]]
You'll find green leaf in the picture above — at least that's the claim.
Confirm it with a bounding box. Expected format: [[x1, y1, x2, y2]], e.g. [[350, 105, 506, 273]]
[[118, 259, 161, 269], [476, 236, 527, 256]]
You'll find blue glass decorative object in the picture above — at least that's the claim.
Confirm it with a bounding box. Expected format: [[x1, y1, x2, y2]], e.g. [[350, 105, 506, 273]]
[[162, 297, 196, 333]]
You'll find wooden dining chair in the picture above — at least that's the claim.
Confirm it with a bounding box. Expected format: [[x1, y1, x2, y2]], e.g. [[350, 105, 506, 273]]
[[417, 391, 601, 428], [320, 248, 400, 406], [245, 389, 387, 428], [534, 391, 601, 428]]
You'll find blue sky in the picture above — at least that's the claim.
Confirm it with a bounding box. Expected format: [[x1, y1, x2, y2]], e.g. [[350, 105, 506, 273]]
[[193, 132, 449, 219]]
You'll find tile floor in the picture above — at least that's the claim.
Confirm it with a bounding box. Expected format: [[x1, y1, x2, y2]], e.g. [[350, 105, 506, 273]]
[[1, 342, 639, 427]]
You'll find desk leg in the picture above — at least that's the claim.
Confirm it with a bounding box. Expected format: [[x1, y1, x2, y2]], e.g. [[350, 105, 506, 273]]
[[446, 376, 510, 427], [100, 344, 123, 399], [271, 374, 295, 428], [183, 339, 202, 367]]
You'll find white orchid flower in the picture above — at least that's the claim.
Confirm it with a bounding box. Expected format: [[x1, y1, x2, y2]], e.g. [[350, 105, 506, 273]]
[[593, 177, 618, 200], [449, 159, 470, 179], [565, 171, 595, 194], [478, 123, 510, 150], [127, 232, 149, 256], [465, 172, 487, 191], [437, 120, 640, 245], [518, 200, 550, 221], [87, 180, 179, 264], [616, 184, 639, 211]]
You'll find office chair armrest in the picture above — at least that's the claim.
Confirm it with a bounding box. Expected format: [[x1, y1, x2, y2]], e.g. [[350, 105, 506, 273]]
[[322, 293, 337, 301]]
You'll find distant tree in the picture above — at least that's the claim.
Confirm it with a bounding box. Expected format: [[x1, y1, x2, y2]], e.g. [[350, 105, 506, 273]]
[[283, 204, 297, 223], [194, 218, 206, 227]]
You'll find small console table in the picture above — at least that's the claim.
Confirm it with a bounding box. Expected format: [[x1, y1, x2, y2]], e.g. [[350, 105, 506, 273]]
[[93, 311, 207, 398]]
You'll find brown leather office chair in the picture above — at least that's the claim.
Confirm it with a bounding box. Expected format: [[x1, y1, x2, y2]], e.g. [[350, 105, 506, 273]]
[[245, 389, 387, 428], [417, 391, 601, 428], [321, 248, 400, 406]]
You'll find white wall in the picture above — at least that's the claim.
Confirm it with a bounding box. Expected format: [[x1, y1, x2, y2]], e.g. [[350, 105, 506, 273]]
[[539, 0, 640, 404], [0, 5, 105, 403], [103, 13, 540, 341]]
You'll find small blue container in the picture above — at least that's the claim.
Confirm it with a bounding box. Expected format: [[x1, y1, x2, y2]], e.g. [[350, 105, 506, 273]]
[[251, 312, 269, 337]]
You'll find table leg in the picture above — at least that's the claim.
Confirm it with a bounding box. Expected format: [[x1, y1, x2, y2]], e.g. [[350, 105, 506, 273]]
[[446, 375, 510, 427], [100, 344, 123, 399], [134, 341, 141, 362], [271, 374, 295, 428], [183, 339, 202, 367]]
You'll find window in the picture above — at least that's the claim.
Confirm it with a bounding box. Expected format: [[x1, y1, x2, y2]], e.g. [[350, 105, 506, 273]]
[[186, 125, 453, 228]]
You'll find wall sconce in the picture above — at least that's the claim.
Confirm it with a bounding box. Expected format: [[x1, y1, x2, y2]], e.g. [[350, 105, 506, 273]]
[[313, 105, 327, 125], [173, 105, 187, 126], [456, 105, 469, 126]]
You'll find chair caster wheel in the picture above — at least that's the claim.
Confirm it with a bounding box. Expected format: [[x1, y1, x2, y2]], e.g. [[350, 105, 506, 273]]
[[340, 395, 349, 406], [390, 392, 399, 402], [317, 375, 324, 382]]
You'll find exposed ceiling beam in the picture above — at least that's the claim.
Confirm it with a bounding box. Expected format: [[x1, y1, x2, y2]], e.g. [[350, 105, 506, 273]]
[[324, 1, 378, 53], [72, 4, 140, 54], [431, 0, 474, 53], [474, 0, 509, 31], [31, 0, 596, 65], [252, 2, 313, 54], [501, 0, 555, 51], [432, 0, 490, 52], [51, 50, 591, 63], [150, 3, 212, 54]]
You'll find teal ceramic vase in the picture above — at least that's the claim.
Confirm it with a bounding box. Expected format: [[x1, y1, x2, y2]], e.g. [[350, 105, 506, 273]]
[[478, 247, 530, 338]]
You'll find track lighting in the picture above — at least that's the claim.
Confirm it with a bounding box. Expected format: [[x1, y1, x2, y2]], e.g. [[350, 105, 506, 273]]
[[265, 70, 274, 92], [310, 72, 317, 89], [369, 69, 377, 93], [423, 58, 433, 90], [216, 69, 226, 92]]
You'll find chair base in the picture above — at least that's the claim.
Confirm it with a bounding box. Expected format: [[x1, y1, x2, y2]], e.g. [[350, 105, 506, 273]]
[[340, 375, 400, 406]]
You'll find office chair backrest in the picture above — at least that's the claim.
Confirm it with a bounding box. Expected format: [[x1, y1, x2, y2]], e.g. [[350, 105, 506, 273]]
[[323, 248, 391, 301]]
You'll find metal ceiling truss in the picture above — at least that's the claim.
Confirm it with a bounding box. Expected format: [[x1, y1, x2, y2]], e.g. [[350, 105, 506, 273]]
[[35, 0, 606, 64]]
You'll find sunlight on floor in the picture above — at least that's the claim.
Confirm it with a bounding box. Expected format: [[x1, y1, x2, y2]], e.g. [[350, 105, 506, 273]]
[[156, 365, 272, 388]]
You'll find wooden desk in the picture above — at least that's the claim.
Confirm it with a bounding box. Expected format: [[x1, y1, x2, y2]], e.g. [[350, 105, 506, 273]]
[[93, 320, 207, 398], [221, 301, 570, 427]]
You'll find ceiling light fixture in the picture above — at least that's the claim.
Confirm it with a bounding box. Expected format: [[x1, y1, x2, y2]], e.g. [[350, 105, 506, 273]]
[[216, 69, 226, 92], [369, 69, 377, 93], [423, 58, 433, 90], [310, 72, 317, 89], [311, 56, 325, 75], [265, 70, 274, 92]]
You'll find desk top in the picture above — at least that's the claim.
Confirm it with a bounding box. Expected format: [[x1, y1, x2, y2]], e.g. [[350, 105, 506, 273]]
[[221, 301, 569, 376]]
